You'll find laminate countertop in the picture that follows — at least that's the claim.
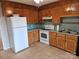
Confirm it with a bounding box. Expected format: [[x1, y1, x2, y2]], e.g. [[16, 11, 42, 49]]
[[40, 29, 79, 37]]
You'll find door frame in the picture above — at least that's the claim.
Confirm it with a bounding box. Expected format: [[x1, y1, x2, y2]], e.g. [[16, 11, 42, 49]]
[[0, 31, 3, 50]]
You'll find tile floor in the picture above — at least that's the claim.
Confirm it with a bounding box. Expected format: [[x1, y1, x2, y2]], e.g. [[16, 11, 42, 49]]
[[0, 42, 79, 59]]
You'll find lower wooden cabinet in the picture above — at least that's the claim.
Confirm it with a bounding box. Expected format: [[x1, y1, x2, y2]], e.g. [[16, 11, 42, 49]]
[[50, 38, 57, 47], [33, 30, 39, 42], [57, 37, 65, 49], [57, 33, 66, 49], [65, 40, 77, 54], [65, 35, 77, 54], [28, 29, 39, 45], [49, 32, 57, 47], [28, 31, 34, 45], [49, 32, 78, 54]]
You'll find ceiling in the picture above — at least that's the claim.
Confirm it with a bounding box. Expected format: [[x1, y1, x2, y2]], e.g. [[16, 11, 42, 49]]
[[8, 0, 59, 7]]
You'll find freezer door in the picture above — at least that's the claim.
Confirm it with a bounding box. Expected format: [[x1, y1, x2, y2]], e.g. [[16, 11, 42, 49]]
[[13, 27, 29, 53], [10, 17, 27, 28]]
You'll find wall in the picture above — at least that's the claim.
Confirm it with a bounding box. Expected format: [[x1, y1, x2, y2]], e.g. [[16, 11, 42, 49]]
[[39, 0, 79, 24], [2, 1, 38, 24], [0, 3, 10, 50]]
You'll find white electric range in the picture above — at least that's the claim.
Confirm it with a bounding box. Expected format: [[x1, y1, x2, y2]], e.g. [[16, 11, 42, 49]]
[[40, 30, 49, 45]]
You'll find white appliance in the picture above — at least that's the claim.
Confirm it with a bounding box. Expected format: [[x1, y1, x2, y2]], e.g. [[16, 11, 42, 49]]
[[7, 16, 29, 53], [40, 30, 49, 45], [56, 25, 60, 31], [44, 24, 55, 30]]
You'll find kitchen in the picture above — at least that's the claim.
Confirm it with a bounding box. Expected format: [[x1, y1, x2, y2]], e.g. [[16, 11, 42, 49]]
[[0, 0, 79, 59]]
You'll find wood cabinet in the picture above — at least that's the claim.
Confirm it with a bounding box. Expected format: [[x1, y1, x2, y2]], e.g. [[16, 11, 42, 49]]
[[57, 33, 66, 49], [32, 9, 38, 23], [28, 31, 34, 45], [65, 35, 77, 54], [39, 1, 79, 24], [57, 37, 65, 49], [49, 32, 57, 47], [33, 29, 39, 42], [28, 29, 39, 45], [2, 1, 38, 24], [49, 32, 78, 54], [38, 8, 52, 23]]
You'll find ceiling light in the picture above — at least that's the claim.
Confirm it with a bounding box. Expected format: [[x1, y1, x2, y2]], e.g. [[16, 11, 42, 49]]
[[34, 0, 43, 4]]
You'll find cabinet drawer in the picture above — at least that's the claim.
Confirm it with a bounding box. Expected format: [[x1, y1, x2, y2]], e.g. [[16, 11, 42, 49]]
[[50, 36, 56, 39], [66, 38, 77, 42], [50, 32, 57, 36], [57, 33, 66, 38], [66, 35, 77, 41], [66, 35, 77, 39], [57, 37, 65, 40]]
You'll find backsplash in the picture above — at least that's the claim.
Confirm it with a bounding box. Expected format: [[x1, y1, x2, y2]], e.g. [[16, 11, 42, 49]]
[[27, 23, 40, 30], [38, 24, 45, 29], [27, 23, 46, 30]]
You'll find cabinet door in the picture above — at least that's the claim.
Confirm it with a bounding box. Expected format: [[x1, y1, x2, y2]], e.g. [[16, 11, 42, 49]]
[[34, 30, 39, 42], [65, 35, 77, 54], [65, 40, 77, 54], [49, 32, 57, 47], [51, 38, 58, 47], [28, 9, 34, 24], [28, 31, 34, 45], [38, 10, 42, 23], [33, 10, 38, 23], [57, 37, 65, 49]]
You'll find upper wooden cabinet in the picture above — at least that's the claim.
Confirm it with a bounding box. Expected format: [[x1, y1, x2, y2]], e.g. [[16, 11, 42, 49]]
[[60, 0, 79, 3], [39, 1, 79, 24], [38, 8, 52, 23], [2, 1, 38, 24]]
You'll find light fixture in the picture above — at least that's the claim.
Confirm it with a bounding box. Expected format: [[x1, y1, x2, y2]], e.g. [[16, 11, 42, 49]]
[[6, 10, 13, 15], [34, 0, 43, 4], [66, 4, 76, 12]]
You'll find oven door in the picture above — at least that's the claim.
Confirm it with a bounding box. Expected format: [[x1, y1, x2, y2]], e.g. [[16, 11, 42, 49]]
[[40, 30, 49, 45], [41, 33, 47, 39], [40, 30, 49, 41]]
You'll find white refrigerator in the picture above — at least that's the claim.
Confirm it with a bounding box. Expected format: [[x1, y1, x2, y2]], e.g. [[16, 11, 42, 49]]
[[7, 16, 29, 53]]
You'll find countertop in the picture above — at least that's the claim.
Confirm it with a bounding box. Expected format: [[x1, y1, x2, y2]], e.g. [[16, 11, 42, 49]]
[[28, 28, 79, 36], [40, 29, 79, 36], [28, 28, 39, 32]]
